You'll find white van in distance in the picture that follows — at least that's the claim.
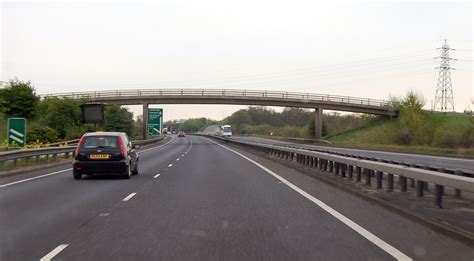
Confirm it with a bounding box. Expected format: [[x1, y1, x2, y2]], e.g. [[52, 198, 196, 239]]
[[222, 125, 232, 137]]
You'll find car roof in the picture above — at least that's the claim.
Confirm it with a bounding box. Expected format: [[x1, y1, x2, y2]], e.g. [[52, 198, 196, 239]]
[[84, 132, 125, 137]]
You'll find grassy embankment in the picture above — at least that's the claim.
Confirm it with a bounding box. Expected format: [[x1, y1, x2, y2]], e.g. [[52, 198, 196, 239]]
[[328, 114, 474, 158]]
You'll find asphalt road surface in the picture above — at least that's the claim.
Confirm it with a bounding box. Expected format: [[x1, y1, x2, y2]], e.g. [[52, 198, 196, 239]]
[[230, 136, 474, 173], [0, 135, 472, 260]]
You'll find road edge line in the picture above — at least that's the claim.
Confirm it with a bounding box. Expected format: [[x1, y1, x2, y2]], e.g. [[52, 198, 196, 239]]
[[206, 137, 412, 261], [0, 168, 72, 188]]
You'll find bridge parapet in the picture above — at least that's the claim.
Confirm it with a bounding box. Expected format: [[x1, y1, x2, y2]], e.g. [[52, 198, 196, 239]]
[[41, 88, 394, 112]]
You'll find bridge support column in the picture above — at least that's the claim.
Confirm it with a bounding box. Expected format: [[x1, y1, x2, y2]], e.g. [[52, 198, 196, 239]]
[[314, 107, 323, 139], [142, 103, 149, 139]]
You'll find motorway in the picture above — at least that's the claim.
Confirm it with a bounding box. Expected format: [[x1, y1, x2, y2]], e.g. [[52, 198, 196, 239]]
[[0, 135, 473, 260], [230, 136, 474, 173]]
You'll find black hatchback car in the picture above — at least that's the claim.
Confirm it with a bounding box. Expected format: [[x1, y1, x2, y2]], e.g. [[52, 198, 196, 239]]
[[73, 132, 139, 179]]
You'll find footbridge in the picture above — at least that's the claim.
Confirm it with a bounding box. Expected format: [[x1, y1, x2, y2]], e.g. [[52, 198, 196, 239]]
[[42, 89, 397, 139]]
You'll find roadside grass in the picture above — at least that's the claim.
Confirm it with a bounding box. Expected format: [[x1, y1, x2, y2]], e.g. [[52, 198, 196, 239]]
[[328, 115, 474, 158]]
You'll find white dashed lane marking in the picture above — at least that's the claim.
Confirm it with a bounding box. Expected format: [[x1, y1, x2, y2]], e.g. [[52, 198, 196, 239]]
[[40, 244, 69, 261], [122, 192, 137, 202]]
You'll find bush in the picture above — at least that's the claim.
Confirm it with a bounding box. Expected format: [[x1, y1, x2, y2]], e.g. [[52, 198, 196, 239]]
[[27, 124, 59, 144], [392, 90, 430, 145]]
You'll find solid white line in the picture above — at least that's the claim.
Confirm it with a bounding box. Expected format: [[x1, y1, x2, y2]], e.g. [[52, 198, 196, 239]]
[[40, 244, 69, 261], [207, 138, 412, 261], [0, 168, 72, 188], [137, 136, 176, 155], [122, 192, 137, 201], [168, 164, 173, 168], [153, 174, 161, 178]]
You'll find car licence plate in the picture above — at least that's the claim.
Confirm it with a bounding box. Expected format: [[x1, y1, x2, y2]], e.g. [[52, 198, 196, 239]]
[[89, 154, 111, 160]]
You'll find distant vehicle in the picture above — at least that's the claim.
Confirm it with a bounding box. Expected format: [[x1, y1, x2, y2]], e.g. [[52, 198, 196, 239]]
[[163, 128, 168, 134], [72, 132, 139, 180], [222, 125, 232, 137], [178, 131, 186, 137]]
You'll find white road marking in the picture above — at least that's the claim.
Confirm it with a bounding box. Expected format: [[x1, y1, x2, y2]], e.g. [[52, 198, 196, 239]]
[[40, 244, 69, 261], [0, 168, 72, 188], [168, 164, 173, 168], [153, 173, 161, 178], [99, 213, 110, 217], [181, 154, 184, 157], [176, 158, 180, 161], [207, 138, 412, 261], [137, 136, 176, 155], [122, 192, 137, 201]]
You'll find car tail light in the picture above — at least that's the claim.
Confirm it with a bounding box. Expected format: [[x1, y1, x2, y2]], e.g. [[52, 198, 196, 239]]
[[117, 136, 126, 157], [75, 135, 85, 155]]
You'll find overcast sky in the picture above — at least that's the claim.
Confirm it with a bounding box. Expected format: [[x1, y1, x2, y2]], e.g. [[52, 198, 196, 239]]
[[1, 1, 473, 120]]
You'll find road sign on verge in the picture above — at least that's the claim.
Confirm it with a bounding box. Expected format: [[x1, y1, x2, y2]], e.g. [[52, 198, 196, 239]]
[[147, 108, 163, 136], [8, 118, 26, 147]]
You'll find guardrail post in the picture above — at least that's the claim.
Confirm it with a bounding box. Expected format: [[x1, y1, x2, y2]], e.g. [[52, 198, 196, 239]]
[[453, 170, 463, 197], [13, 158, 18, 167], [46, 154, 49, 162], [329, 161, 334, 173], [364, 169, 371, 186], [416, 180, 424, 197], [387, 174, 394, 191], [52, 153, 57, 161], [348, 165, 353, 179], [334, 162, 339, 175], [341, 164, 347, 177], [25, 157, 29, 165], [65, 152, 69, 159], [356, 167, 362, 182], [375, 171, 383, 189], [36, 155, 40, 163], [399, 176, 407, 192], [435, 184, 443, 208]]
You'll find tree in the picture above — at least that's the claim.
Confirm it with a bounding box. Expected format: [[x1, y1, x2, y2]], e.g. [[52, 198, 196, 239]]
[[36, 97, 82, 138], [104, 105, 134, 136], [0, 79, 39, 118], [134, 115, 143, 139], [281, 108, 311, 126], [179, 118, 207, 132]]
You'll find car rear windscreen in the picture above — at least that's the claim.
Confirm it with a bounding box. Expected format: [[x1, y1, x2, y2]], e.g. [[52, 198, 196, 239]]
[[82, 136, 119, 149]]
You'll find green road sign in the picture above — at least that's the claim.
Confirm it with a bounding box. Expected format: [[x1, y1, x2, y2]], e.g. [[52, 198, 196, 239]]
[[8, 118, 26, 147], [147, 108, 163, 136]]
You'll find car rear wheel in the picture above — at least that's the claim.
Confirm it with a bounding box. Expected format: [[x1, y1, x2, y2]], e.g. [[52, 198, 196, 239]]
[[73, 172, 82, 180], [132, 160, 139, 175], [123, 164, 131, 179]]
